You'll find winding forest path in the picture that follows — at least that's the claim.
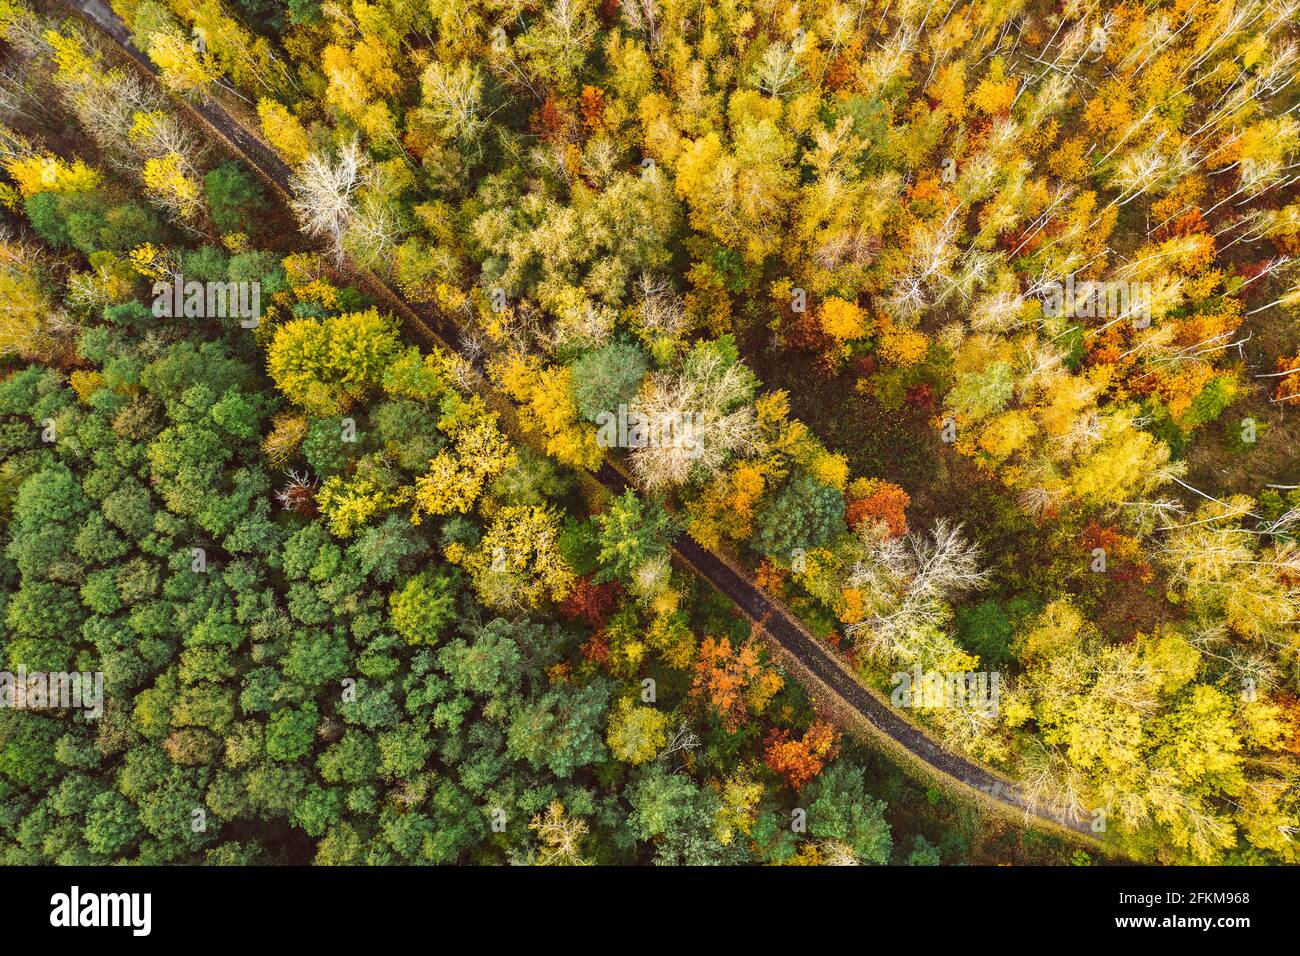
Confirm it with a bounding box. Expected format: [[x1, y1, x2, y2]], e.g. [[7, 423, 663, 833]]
[[59, 0, 1104, 847]]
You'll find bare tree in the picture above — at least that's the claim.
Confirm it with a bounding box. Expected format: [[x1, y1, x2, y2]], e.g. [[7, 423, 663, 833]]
[[633, 272, 689, 339], [846, 519, 990, 657], [628, 349, 758, 490], [750, 41, 805, 98], [344, 193, 403, 271], [290, 139, 366, 262], [620, 0, 661, 47], [417, 59, 486, 152]]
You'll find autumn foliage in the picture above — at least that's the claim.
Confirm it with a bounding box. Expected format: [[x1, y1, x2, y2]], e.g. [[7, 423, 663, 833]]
[[690, 637, 783, 731], [764, 721, 840, 790]]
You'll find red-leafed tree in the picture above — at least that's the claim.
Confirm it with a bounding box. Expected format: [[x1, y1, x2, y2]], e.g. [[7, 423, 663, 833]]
[[764, 720, 839, 790]]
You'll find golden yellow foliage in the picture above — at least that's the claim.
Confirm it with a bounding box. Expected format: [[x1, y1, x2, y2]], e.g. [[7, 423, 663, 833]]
[[877, 322, 929, 367], [257, 98, 312, 166], [3, 154, 99, 197], [493, 355, 602, 470], [818, 296, 868, 342]]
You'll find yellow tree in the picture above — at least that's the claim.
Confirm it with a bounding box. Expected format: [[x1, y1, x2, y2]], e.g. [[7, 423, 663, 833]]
[[605, 697, 669, 765], [0, 238, 59, 359], [458, 504, 574, 611], [146, 29, 221, 97], [258, 99, 311, 165], [493, 354, 603, 471], [412, 395, 515, 521], [267, 308, 403, 414]]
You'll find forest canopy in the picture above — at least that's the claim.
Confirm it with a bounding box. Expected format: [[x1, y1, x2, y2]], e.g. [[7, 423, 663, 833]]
[[0, 0, 1298, 867]]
